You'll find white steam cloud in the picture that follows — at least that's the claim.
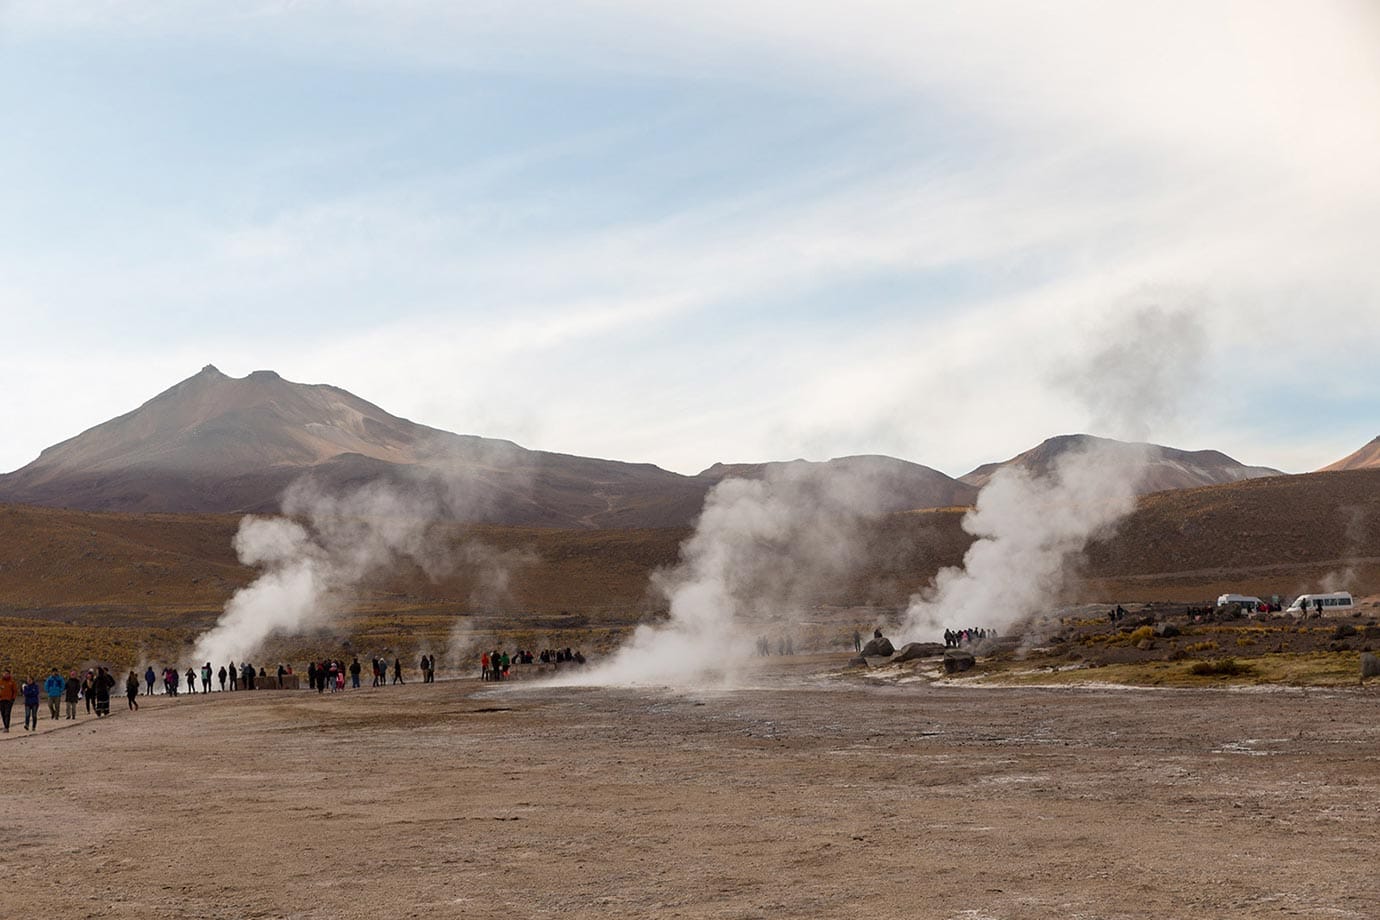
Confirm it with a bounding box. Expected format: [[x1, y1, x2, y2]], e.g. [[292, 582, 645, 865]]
[[900, 440, 1149, 640], [192, 477, 530, 668], [558, 460, 896, 687]]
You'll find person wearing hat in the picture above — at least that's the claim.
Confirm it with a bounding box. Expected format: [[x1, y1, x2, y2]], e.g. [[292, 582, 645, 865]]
[[44, 668, 64, 721]]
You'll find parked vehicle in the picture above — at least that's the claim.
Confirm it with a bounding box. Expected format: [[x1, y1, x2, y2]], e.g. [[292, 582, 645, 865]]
[[1286, 592, 1355, 615], [1216, 593, 1264, 610]]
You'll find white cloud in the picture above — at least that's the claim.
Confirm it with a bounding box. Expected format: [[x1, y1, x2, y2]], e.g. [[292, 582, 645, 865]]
[[2, 2, 1378, 477]]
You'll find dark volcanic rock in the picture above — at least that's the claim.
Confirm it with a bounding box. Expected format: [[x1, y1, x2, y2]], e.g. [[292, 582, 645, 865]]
[[846, 655, 869, 669], [942, 649, 976, 674], [894, 642, 945, 663], [860, 637, 895, 658]]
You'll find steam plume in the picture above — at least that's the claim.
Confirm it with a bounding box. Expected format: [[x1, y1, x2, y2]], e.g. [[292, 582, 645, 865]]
[[901, 439, 1148, 640], [559, 461, 894, 687], [192, 476, 529, 667]]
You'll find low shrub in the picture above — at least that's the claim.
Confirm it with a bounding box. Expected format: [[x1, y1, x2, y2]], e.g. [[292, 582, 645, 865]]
[[1189, 657, 1254, 677]]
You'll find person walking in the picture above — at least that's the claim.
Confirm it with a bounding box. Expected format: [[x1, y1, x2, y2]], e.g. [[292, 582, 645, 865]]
[[82, 671, 95, 713], [94, 667, 114, 717], [0, 669, 17, 732], [392, 657, 404, 685], [64, 670, 80, 719], [126, 671, 140, 711], [21, 675, 41, 731], [44, 668, 64, 721]]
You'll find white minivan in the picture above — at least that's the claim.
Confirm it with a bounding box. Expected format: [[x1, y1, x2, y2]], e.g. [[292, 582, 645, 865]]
[[1287, 592, 1355, 615], [1216, 593, 1263, 609]]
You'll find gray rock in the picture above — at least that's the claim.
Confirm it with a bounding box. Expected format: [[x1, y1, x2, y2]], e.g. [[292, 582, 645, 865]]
[[846, 655, 869, 669], [942, 649, 976, 674], [860, 637, 895, 658], [1361, 652, 1380, 680], [893, 642, 945, 663]]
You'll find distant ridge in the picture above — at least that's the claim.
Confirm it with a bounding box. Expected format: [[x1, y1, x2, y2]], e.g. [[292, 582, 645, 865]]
[[1319, 436, 1380, 472], [0, 367, 969, 527], [959, 433, 1284, 494]]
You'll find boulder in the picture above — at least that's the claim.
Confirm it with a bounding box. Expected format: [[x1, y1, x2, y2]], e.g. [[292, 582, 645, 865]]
[[846, 655, 869, 669], [893, 642, 945, 663], [1361, 652, 1380, 681], [942, 649, 976, 674], [1333, 624, 1358, 640], [1157, 624, 1181, 639], [860, 637, 895, 658]]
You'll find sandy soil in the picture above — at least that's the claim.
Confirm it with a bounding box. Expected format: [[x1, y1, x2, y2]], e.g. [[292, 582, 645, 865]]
[[2, 656, 1377, 920]]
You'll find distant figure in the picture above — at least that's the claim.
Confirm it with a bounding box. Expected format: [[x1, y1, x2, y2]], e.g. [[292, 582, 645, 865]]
[[82, 672, 95, 713], [874, 628, 883, 639], [126, 671, 140, 711], [202, 663, 212, 693], [44, 669, 64, 721], [852, 631, 862, 652], [186, 667, 197, 694], [145, 666, 156, 697], [94, 667, 113, 717], [0, 669, 17, 732], [21, 675, 40, 731], [481, 652, 490, 681], [228, 661, 238, 691], [393, 658, 404, 685], [64, 670, 80, 719], [218, 665, 227, 691]]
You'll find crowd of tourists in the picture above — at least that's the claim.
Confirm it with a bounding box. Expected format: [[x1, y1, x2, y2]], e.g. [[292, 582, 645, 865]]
[[755, 635, 795, 656], [943, 627, 996, 648], [480, 647, 584, 681], [0, 652, 455, 735]]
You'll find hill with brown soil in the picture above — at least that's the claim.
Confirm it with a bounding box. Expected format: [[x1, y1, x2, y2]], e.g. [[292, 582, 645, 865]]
[[1319, 435, 1380, 471], [3, 467, 1378, 629], [697, 455, 977, 511], [960, 433, 1283, 494], [0, 367, 976, 527], [0, 366, 715, 528]]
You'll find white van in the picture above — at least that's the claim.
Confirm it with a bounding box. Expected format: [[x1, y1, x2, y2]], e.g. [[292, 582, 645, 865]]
[[1216, 593, 1263, 609], [1287, 592, 1355, 615]]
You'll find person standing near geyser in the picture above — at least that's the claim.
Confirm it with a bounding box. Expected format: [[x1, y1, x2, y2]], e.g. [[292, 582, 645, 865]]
[[21, 675, 41, 731]]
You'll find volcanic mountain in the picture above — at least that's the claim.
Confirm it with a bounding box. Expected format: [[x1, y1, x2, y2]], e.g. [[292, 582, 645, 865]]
[[0, 366, 974, 527], [0, 366, 713, 527], [698, 455, 976, 510], [959, 433, 1283, 494], [1319, 436, 1380, 472]]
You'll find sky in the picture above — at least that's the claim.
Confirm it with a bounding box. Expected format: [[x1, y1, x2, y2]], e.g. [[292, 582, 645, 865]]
[[2, 1, 1378, 478]]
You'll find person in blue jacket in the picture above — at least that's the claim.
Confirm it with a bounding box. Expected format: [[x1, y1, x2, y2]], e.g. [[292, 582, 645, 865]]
[[21, 675, 42, 731], [44, 669, 65, 721]]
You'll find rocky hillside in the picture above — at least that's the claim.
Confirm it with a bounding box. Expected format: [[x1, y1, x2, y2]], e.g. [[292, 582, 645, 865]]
[[960, 433, 1283, 494]]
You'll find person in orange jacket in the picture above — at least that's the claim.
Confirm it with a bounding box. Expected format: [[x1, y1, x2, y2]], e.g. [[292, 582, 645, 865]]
[[0, 669, 18, 733]]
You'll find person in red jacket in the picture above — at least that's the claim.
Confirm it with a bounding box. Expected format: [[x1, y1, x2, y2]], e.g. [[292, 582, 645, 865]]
[[0, 669, 17, 732]]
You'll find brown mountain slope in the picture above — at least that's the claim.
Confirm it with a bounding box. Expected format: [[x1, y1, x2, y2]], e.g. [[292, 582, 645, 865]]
[[960, 433, 1283, 494], [0, 366, 708, 528], [3, 468, 1378, 627], [1319, 436, 1380, 471], [697, 455, 977, 512]]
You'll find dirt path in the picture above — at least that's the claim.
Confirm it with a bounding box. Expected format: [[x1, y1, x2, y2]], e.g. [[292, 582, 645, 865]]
[[2, 658, 1377, 919]]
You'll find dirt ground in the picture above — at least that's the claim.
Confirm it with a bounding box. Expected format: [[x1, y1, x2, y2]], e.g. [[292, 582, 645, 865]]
[[2, 655, 1377, 920]]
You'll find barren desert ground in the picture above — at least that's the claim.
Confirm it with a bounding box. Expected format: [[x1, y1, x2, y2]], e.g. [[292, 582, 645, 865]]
[[2, 656, 1378, 920]]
